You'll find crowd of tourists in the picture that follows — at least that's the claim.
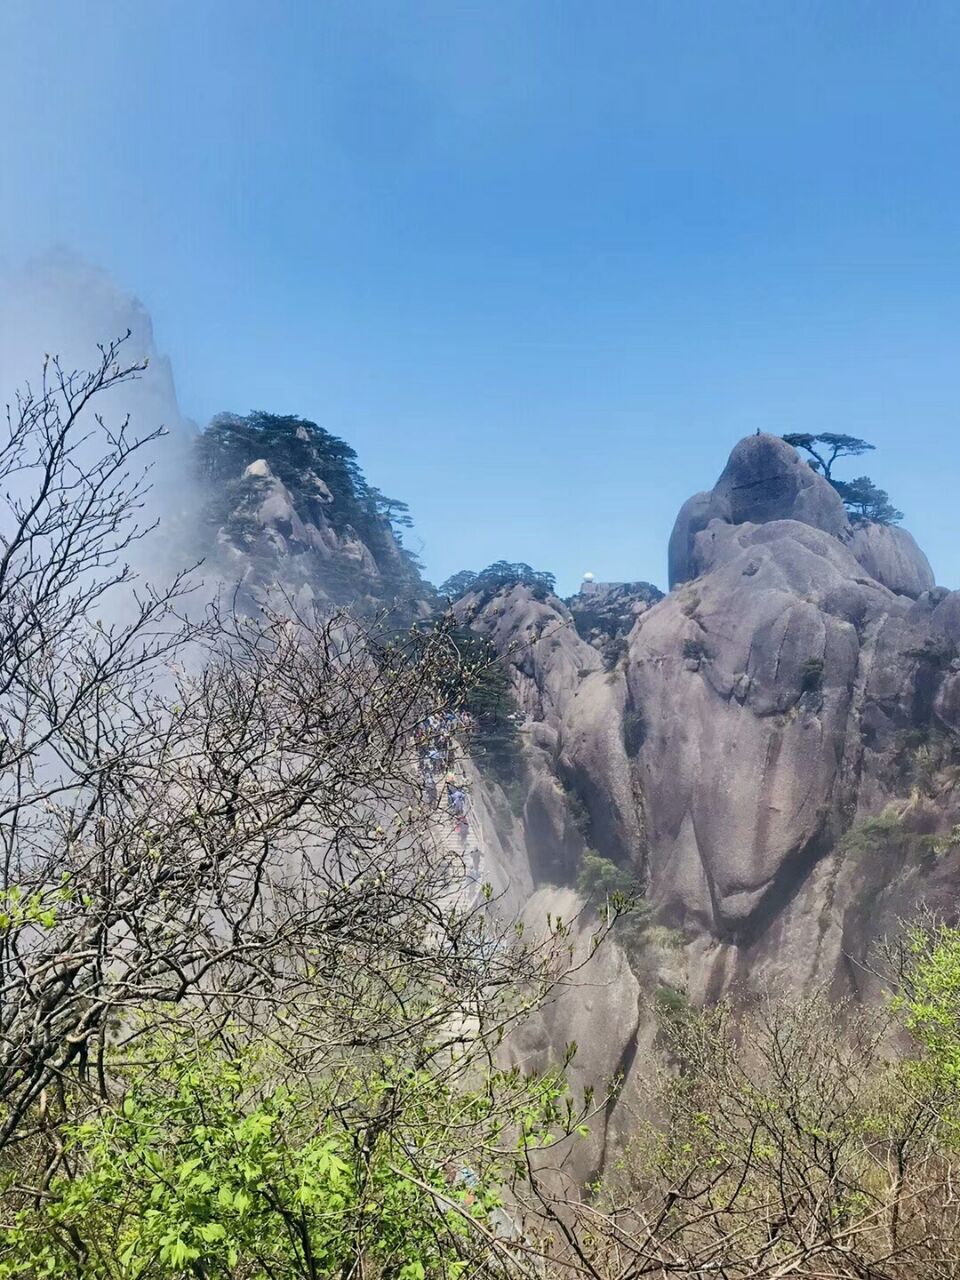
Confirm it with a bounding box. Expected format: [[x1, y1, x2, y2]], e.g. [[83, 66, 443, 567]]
[[414, 709, 487, 899]]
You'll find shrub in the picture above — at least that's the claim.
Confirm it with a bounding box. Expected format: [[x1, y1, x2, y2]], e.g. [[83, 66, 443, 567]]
[[562, 778, 593, 840], [577, 851, 652, 956], [799, 656, 824, 694], [653, 983, 691, 1023], [837, 810, 905, 860], [623, 707, 646, 756]]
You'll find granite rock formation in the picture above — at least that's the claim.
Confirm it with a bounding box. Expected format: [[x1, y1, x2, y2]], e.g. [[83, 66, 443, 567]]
[[443, 435, 958, 1169]]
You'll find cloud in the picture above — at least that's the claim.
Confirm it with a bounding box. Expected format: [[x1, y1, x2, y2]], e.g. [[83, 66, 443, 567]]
[[0, 250, 200, 583]]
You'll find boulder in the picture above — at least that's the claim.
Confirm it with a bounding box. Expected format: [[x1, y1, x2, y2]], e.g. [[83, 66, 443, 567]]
[[668, 435, 850, 586], [847, 521, 935, 598], [713, 434, 850, 536]]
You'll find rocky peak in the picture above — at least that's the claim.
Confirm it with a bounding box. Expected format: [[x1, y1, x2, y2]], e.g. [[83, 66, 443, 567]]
[[194, 412, 429, 615], [669, 432, 934, 599], [567, 580, 664, 667], [714, 433, 852, 535]]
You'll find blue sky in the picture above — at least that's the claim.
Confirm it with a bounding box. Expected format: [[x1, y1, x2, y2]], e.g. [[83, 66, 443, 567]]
[[2, 1, 960, 594]]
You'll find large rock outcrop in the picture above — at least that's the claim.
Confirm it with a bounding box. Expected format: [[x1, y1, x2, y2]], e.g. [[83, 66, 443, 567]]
[[454, 434, 959, 1170], [631, 518, 929, 936], [567, 580, 663, 667], [468, 433, 957, 985], [668, 433, 936, 600], [211, 456, 418, 611], [711, 434, 851, 537]]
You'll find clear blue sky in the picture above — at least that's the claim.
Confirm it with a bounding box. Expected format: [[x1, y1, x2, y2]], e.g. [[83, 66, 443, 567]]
[[2, 1, 959, 594]]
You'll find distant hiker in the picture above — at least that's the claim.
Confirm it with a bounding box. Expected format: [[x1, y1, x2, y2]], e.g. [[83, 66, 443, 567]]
[[464, 846, 482, 892]]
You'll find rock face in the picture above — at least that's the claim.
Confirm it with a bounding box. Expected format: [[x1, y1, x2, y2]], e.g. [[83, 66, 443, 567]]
[[712, 434, 851, 537], [460, 435, 958, 1033], [668, 433, 935, 600], [196, 413, 430, 615], [211, 455, 420, 611], [631, 518, 923, 936]]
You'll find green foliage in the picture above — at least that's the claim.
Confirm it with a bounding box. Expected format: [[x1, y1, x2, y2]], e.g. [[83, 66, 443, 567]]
[[782, 432, 874, 480], [899, 923, 960, 1106], [653, 983, 691, 1024], [837, 809, 960, 870], [439, 562, 556, 604], [194, 412, 421, 588], [560, 777, 592, 841], [783, 432, 903, 524], [0, 881, 66, 932], [894, 726, 960, 796], [681, 637, 707, 663], [577, 851, 652, 956], [436, 570, 480, 600], [0, 1035, 573, 1279], [831, 475, 903, 525], [447, 627, 524, 793], [927, 824, 960, 858], [837, 810, 905, 859]]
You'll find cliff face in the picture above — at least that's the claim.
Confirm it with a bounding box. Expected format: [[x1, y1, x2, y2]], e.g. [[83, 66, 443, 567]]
[[446, 434, 960, 1170], [192, 411, 430, 615], [201, 452, 426, 612], [470, 437, 958, 953]]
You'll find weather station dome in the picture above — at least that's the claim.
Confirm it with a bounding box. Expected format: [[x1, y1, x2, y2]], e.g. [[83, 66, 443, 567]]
[[582, 571, 594, 582]]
